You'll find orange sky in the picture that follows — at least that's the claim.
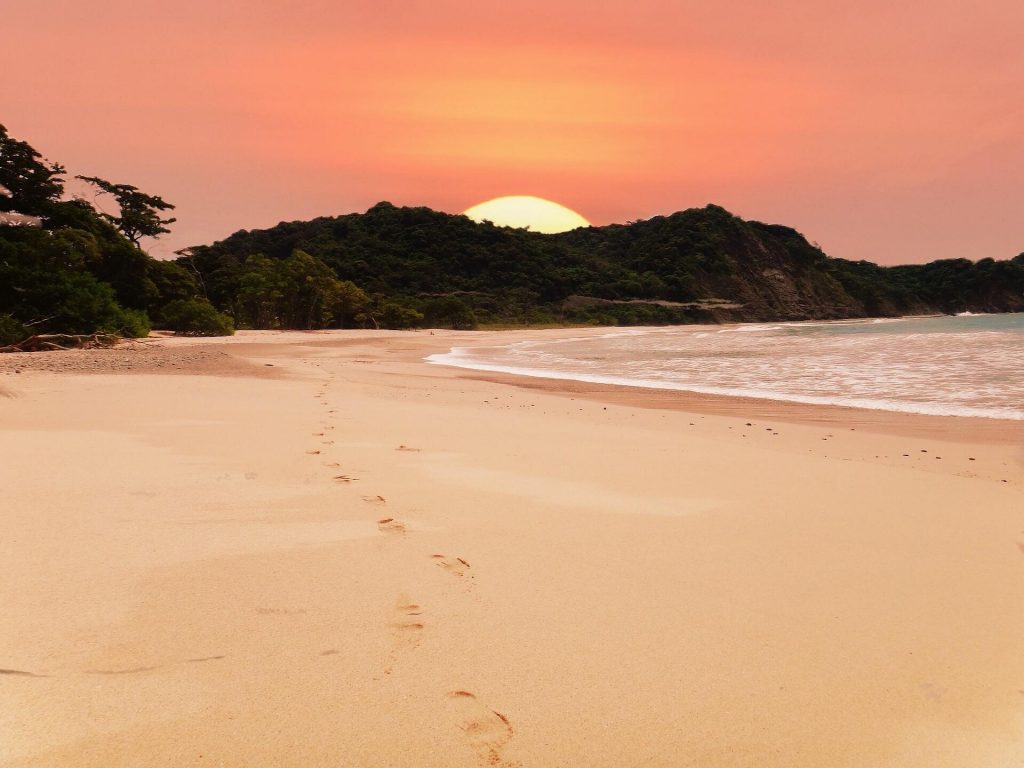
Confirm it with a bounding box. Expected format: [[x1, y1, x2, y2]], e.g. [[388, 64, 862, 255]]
[[4, 0, 1022, 263]]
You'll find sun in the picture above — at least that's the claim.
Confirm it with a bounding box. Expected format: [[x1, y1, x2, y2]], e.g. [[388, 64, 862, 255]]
[[463, 196, 590, 234]]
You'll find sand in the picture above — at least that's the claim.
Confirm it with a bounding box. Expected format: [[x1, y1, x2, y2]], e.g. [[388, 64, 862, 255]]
[[1, 329, 1022, 767]]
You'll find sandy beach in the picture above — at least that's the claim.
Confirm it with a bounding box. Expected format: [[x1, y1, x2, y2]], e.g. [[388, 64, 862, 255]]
[[1, 329, 1022, 767]]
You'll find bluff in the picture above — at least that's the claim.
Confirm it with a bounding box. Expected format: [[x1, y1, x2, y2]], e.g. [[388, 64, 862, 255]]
[[180, 202, 1024, 327]]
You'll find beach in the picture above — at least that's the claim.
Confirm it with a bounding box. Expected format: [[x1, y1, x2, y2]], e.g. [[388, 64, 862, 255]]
[[1, 329, 1022, 767]]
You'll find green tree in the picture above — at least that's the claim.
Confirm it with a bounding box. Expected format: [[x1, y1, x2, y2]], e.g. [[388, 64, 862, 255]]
[[277, 250, 348, 329], [380, 301, 424, 329], [148, 260, 200, 308], [422, 296, 477, 329], [0, 123, 65, 215], [332, 279, 372, 328], [77, 175, 176, 248], [233, 250, 371, 329], [0, 230, 150, 337], [236, 254, 285, 328]]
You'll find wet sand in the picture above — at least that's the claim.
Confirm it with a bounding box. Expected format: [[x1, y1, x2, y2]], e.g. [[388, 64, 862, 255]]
[[1, 329, 1022, 767]]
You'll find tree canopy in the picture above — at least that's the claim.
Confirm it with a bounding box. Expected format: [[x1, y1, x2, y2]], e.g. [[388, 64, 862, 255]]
[[0, 126, 211, 343], [0, 123, 66, 216], [77, 175, 177, 247]]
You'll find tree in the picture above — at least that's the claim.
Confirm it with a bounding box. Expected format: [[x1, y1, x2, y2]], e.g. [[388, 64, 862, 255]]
[[148, 260, 200, 307], [277, 250, 345, 329], [333, 279, 372, 328], [379, 301, 424, 329], [0, 228, 150, 337], [236, 254, 285, 328], [233, 250, 374, 329], [0, 124, 65, 215], [77, 175, 176, 248], [422, 296, 477, 329]]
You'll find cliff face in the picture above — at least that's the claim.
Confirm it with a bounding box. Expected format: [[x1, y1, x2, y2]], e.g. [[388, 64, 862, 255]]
[[185, 203, 1024, 326], [555, 208, 877, 321]]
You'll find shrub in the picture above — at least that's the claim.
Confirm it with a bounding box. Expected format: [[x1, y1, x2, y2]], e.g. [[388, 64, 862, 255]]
[[422, 296, 478, 330], [0, 314, 29, 345], [106, 308, 151, 338], [381, 302, 424, 329], [159, 299, 235, 336]]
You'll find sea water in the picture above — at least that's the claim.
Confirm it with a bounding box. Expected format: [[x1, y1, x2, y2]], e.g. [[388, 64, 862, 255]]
[[427, 314, 1024, 420]]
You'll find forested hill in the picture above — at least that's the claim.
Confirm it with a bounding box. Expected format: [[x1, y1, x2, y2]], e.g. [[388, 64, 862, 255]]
[[6, 115, 1019, 340], [180, 201, 1024, 328]]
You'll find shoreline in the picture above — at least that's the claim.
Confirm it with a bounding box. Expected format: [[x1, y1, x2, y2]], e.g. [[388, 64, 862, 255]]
[[459, 369, 1024, 448], [424, 314, 1024, 427], [4, 327, 1023, 447]]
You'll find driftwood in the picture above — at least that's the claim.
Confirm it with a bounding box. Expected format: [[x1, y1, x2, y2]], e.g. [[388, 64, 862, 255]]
[[0, 333, 120, 353]]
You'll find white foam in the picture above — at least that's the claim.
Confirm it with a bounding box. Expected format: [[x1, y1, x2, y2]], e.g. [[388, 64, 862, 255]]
[[426, 315, 1024, 421], [426, 350, 1024, 420]]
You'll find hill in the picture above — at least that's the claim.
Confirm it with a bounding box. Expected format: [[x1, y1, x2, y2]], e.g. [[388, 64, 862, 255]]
[[179, 202, 1024, 327], [3, 122, 1022, 338]]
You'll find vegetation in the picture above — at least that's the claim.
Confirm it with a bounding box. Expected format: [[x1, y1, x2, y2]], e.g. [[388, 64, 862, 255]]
[[77, 175, 177, 247], [182, 202, 1024, 326], [233, 250, 370, 329], [0, 124, 65, 216], [0, 125, 205, 345], [0, 314, 29, 346], [2, 124, 1022, 349], [0, 226, 153, 337], [159, 299, 235, 336]]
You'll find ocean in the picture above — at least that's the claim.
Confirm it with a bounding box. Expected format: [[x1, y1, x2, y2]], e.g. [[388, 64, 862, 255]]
[[427, 314, 1024, 420]]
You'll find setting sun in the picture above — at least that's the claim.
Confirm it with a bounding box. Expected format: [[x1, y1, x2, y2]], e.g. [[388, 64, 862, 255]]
[[463, 195, 590, 234]]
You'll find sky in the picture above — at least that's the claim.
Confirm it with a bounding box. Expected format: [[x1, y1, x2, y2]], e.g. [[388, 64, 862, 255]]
[[4, 0, 1022, 263]]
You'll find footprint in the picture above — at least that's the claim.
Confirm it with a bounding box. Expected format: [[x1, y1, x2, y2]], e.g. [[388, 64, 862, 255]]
[[256, 608, 308, 616], [446, 691, 517, 767], [396, 445, 421, 452], [378, 518, 407, 535], [363, 494, 387, 505], [334, 474, 358, 483], [431, 554, 472, 577], [306, 449, 321, 455], [0, 668, 48, 678], [381, 596, 424, 676], [391, 618, 423, 636], [87, 665, 163, 676], [397, 599, 423, 617]]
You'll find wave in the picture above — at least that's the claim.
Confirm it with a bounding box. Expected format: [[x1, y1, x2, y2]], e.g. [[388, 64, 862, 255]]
[[426, 347, 1024, 421]]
